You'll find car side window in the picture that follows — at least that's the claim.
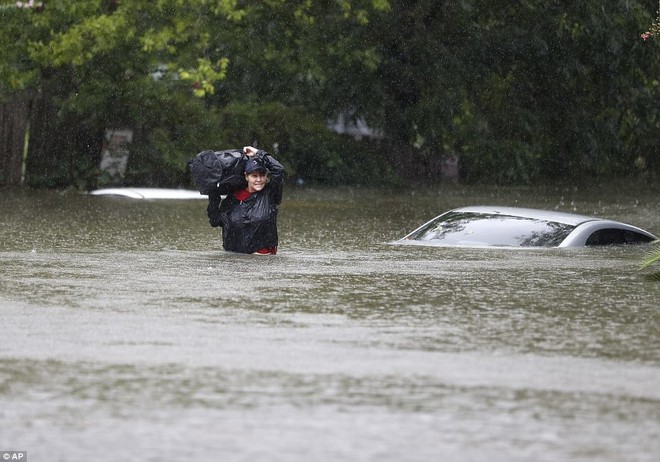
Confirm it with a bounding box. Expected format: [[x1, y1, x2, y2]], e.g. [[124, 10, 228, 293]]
[[585, 229, 654, 246], [407, 212, 575, 247]]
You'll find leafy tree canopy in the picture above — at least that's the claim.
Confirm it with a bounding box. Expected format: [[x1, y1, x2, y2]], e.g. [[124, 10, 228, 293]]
[[1, 0, 658, 188]]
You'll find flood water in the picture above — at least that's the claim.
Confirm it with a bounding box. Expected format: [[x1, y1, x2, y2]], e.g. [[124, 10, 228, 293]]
[[1, 182, 659, 462]]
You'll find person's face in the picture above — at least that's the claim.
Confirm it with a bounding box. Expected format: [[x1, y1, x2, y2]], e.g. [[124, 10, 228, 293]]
[[245, 170, 268, 193]]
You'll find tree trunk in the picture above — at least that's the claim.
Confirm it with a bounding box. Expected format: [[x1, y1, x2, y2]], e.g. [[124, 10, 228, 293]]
[[0, 96, 29, 186]]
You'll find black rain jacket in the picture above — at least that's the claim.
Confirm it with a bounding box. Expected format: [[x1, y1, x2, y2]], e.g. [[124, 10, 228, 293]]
[[207, 150, 285, 253]]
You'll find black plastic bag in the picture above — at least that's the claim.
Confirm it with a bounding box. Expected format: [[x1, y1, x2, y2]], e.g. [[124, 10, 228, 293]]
[[188, 149, 247, 195]]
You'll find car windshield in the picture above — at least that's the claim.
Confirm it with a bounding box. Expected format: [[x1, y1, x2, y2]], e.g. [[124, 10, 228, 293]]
[[406, 212, 577, 247]]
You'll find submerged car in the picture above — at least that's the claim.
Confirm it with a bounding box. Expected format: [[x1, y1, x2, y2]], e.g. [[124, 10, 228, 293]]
[[88, 188, 207, 200], [394, 206, 656, 248]]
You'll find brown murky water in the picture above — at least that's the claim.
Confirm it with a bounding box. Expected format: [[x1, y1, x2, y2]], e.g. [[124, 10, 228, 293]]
[[1, 182, 659, 461]]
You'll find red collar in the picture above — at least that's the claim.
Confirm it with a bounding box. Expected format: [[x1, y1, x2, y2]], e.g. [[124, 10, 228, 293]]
[[234, 188, 252, 202]]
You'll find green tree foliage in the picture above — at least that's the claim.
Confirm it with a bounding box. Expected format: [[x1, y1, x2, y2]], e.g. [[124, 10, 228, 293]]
[[641, 0, 660, 39], [2, 0, 242, 187], [352, 0, 660, 183], [641, 240, 660, 280], [639, 2, 660, 282], [1, 0, 658, 187], [1, 0, 390, 187]]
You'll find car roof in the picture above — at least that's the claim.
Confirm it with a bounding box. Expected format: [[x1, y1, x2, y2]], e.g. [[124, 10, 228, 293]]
[[397, 206, 656, 248], [88, 188, 207, 200], [450, 206, 602, 226]]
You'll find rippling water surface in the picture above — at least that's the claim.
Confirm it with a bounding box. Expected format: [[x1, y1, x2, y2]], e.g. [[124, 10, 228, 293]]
[[1, 183, 659, 461]]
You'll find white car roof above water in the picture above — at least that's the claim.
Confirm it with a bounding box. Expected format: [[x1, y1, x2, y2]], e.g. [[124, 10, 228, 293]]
[[452, 206, 600, 226], [89, 188, 207, 200], [397, 206, 656, 248]]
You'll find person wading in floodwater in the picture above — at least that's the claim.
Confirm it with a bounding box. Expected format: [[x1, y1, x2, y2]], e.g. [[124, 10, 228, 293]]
[[206, 146, 285, 255]]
